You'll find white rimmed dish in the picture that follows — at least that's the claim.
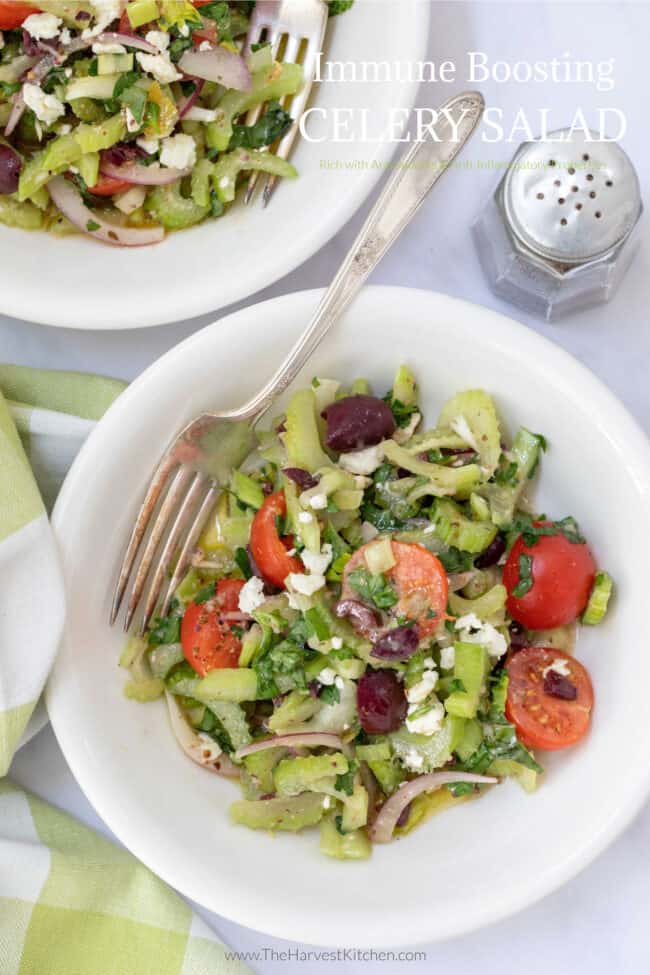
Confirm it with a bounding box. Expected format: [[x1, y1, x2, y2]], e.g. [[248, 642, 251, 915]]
[[47, 287, 650, 946], [0, 1, 429, 330]]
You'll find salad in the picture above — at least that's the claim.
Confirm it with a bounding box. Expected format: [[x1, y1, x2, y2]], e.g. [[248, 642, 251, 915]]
[[121, 366, 613, 860], [0, 0, 351, 245]]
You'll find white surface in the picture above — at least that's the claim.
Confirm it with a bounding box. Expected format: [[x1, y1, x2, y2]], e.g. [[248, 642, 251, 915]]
[[0, 0, 428, 329], [45, 284, 650, 947], [4, 0, 650, 970]]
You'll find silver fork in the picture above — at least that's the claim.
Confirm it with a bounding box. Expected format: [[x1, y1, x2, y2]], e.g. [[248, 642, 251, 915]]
[[241, 0, 328, 206], [110, 91, 485, 634]]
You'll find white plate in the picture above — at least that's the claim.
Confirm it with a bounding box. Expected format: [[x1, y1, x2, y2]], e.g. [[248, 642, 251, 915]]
[[17, 698, 48, 751], [48, 287, 650, 947], [0, 1, 428, 330]]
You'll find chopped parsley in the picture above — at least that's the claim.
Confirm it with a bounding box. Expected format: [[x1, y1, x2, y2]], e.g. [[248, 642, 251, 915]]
[[86, 220, 100, 232], [347, 567, 398, 610], [334, 760, 358, 796], [148, 613, 182, 647], [320, 684, 341, 706], [228, 101, 293, 151], [512, 553, 534, 598], [234, 546, 253, 579]]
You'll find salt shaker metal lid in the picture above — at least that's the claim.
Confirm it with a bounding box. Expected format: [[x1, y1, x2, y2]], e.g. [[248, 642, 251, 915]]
[[473, 128, 643, 321], [503, 129, 641, 265]]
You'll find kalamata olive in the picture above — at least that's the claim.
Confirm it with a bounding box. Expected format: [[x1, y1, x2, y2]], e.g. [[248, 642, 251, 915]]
[[336, 599, 381, 636], [0, 144, 22, 195], [371, 624, 420, 660], [322, 395, 396, 453], [283, 467, 318, 490], [101, 143, 145, 167], [357, 670, 407, 735], [509, 621, 528, 651], [474, 533, 506, 568], [543, 670, 577, 700]]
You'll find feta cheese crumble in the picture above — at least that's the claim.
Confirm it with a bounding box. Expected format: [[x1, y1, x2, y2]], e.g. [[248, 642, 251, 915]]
[[405, 670, 438, 704], [136, 51, 182, 85], [402, 747, 424, 771], [338, 444, 385, 476], [160, 133, 196, 170], [330, 636, 343, 651], [183, 106, 219, 123], [137, 137, 159, 154], [83, 0, 122, 38], [317, 667, 336, 686], [92, 41, 126, 54], [455, 612, 507, 659], [300, 543, 333, 578], [114, 185, 147, 214], [145, 30, 170, 52], [406, 698, 445, 736], [238, 576, 266, 616], [439, 645, 455, 670], [543, 657, 571, 678], [198, 40, 212, 51], [308, 492, 328, 511], [123, 106, 139, 133], [322, 795, 332, 810], [286, 573, 326, 597], [22, 84, 65, 126], [23, 13, 61, 39], [298, 511, 313, 525], [393, 411, 421, 444]]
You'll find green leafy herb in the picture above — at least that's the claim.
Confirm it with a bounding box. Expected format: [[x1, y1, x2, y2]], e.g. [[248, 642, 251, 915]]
[[449, 678, 467, 693], [383, 391, 418, 429], [209, 189, 224, 218], [253, 640, 307, 699], [113, 71, 141, 98], [235, 546, 253, 579], [88, 57, 99, 77], [335, 760, 358, 796], [0, 80, 21, 98], [251, 40, 270, 52], [328, 0, 355, 16], [119, 84, 147, 125], [198, 0, 231, 34], [148, 613, 182, 646], [348, 568, 398, 610], [372, 463, 394, 485], [360, 501, 405, 533], [320, 684, 341, 706], [86, 220, 100, 232], [194, 584, 216, 604], [229, 101, 293, 151], [505, 512, 585, 548], [437, 547, 474, 574], [169, 33, 193, 62], [305, 606, 331, 642], [512, 553, 533, 598], [144, 100, 160, 133], [494, 458, 518, 486], [42, 67, 68, 94]]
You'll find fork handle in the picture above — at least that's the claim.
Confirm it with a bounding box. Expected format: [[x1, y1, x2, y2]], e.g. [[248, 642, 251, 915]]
[[234, 90, 484, 422]]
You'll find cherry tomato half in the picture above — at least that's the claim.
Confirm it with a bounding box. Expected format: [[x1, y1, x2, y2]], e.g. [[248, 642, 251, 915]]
[[0, 2, 39, 29], [249, 491, 303, 589], [87, 175, 132, 197], [342, 540, 448, 636], [181, 578, 246, 677], [506, 646, 594, 750], [503, 524, 596, 630]]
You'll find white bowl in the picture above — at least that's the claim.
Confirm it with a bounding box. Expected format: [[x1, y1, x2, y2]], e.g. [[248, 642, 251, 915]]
[[48, 287, 650, 946], [0, 1, 428, 330]]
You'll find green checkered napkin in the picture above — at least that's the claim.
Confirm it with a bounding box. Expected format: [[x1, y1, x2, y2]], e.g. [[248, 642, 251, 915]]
[[0, 365, 250, 975], [0, 782, 249, 975]]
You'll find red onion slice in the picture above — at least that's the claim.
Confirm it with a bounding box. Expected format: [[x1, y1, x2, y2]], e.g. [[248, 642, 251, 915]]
[[99, 160, 191, 185], [235, 732, 345, 761], [178, 47, 252, 90], [97, 31, 158, 53], [165, 692, 240, 778], [4, 91, 26, 138], [370, 771, 498, 843], [177, 78, 204, 119], [48, 175, 164, 247]]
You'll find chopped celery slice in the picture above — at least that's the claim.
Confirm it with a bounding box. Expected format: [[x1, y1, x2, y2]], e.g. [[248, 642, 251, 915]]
[[331, 488, 363, 511], [488, 758, 538, 793], [448, 583, 507, 621], [230, 469, 264, 510], [273, 753, 349, 797], [66, 75, 122, 101], [32, 1, 94, 27], [206, 62, 303, 152], [367, 757, 403, 794], [444, 643, 489, 719], [243, 746, 287, 794], [350, 378, 371, 395], [77, 151, 99, 189], [438, 389, 501, 476], [320, 816, 371, 859], [145, 182, 209, 230], [97, 54, 134, 76], [190, 157, 213, 209], [268, 689, 321, 732], [211, 147, 297, 203], [395, 785, 474, 836], [284, 479, 320, 553], [363, 537, 396, 575], [390, 717, 464, 773], [127, 0, 160, 28], [454, 718, 483, 761], [382, 439, 482, 499], [284, 387, 330, 473], [0, 196, 43, 230], [582, 571, 613, 625], [341, 782, 368, 832], [433, 498, 498, 553], [356, 741, 392, 763], [194, 668, 258, 703], [230, 794, 326, 831], [392, 364, 418, 409], [124, 677, 164, 702], [482, 427, 546, 527], [238, 623, 263, 668], [149, 643, 184, 679], [207, 700, 251, 750], [470, 492, 490, 521]]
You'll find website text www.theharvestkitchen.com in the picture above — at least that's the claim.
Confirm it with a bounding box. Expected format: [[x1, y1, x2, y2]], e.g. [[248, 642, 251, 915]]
[[223, 947, 428, 964]]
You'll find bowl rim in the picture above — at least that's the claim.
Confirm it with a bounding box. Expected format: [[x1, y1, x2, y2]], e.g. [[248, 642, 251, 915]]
[[47, 286, 650, 946], [0, 3, 430, 331]]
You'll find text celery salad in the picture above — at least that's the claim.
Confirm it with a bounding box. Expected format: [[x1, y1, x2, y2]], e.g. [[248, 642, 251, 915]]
[[0, 0, 353, 245], [120, 366, 613, 859]]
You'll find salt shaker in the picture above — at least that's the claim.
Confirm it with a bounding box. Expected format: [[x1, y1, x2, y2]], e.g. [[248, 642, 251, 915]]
[[472, 129, 642, 321]]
